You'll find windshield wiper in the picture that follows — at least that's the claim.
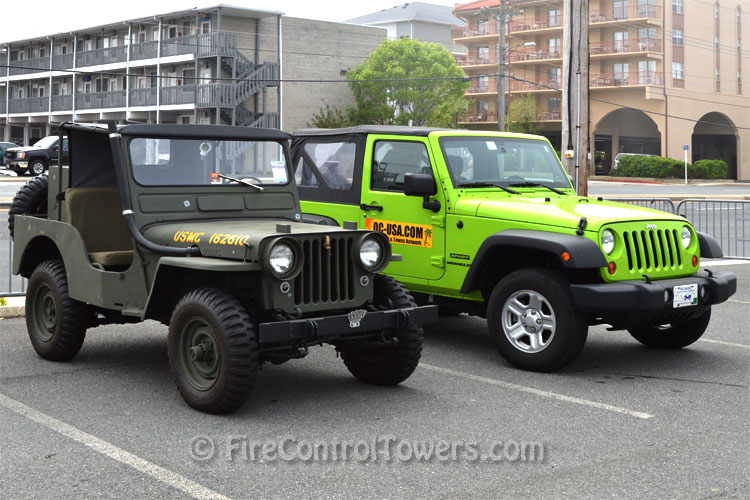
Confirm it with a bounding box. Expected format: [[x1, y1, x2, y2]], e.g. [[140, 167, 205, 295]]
[[457, 182, 519, 195], [217, 173, 264, 192], [507, 182, 567, 195]]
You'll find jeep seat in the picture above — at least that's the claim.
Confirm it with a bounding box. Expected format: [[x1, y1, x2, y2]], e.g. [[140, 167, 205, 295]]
[[65, 187, 134, 268]]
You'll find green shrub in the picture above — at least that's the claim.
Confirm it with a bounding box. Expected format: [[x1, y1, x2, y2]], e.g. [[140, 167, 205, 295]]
[[615, 156, 728, 179]]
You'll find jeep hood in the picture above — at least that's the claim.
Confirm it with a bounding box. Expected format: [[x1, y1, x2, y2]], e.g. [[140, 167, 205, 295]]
[[454, 193, 686, 232], [142, 219, 360, 261]]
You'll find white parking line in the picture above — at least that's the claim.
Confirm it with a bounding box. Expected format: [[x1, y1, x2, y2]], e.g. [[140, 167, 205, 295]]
[[728, 299, 750, 305], [698, 338, 750, 349], [420, 363, 654, 420], [702, 260, 750, 267], [0, 392, 231, 500]]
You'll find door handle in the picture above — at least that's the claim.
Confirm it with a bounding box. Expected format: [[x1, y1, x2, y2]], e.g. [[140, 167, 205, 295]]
[[360, 203, 383, 212]]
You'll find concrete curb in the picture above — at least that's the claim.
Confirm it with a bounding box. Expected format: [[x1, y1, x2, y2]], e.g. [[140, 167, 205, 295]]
[[0, 306, 25, 319]]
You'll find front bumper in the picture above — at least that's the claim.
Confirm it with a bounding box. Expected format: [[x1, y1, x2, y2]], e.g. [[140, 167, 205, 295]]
[[4, 160, 27, 171], [570, 270, 736, 327], [258, 305, 438, 346]]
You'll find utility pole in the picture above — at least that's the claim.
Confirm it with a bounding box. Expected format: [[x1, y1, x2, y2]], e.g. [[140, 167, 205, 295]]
[[561, 0, 590, 195], [480, 2, 514, 132]]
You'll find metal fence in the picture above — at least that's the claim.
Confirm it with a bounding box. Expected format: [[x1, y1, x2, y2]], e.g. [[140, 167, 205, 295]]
[[607, 198, 749, 259]]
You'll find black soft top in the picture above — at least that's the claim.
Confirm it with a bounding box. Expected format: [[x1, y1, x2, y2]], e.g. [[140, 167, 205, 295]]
[[293, 125, 454, 137], [61, 123, 291, 141]]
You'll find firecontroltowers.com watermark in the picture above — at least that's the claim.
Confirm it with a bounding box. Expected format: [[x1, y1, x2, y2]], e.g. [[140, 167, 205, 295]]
[[189, 435, 545, 464]]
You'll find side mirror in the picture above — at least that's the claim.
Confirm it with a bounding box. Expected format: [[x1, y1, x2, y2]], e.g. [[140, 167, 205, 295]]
[[404, 173, 441, 213]]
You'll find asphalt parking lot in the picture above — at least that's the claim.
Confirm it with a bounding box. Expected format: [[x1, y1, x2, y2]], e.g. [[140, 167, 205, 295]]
[[0, 262, 747, 499]]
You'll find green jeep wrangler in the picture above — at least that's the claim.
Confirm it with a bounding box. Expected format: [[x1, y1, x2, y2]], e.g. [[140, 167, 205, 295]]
[[9, 123, 436, 414], [291, 126, 737, 372]]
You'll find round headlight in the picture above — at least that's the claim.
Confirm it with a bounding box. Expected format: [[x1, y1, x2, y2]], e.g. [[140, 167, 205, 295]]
[[269, 243, 294, 275], [359, 237, 383, 270], [681, 225, 692, 249], [601, 229, 615, 255]]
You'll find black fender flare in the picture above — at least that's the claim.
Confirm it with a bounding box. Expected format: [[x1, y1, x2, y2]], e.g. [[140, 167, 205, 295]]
[[696, 231, 723, 259], [459, 229, 608, 294], [301, 213, 340, 226]]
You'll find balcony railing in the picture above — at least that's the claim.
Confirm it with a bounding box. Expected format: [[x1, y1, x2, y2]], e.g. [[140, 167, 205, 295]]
[[452, 26, 497, 39], [460, 110, 497, 123], [590, 38, 662, 55], [51, 95, 73, 111], [509, 16, 562, 32], [8, 56, 50, 76], [456, 53, 493, 66], [589, 4, 662, 23], [75, 90, 127, 110], [0, 101, 5, 114], [509, 49, 561, 62], [4, 32, 241, 76], [590, 71, 662, 87], [540, 110, 561, 120], [509, 78, 561, 91], [8, 96, 48, 113], [467, 83, 493, 93], [129, 88, 159, 107]]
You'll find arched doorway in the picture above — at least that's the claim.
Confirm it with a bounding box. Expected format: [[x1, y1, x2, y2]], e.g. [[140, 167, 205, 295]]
[[594, 108, 661, 174], [692, 112, 738, 179]]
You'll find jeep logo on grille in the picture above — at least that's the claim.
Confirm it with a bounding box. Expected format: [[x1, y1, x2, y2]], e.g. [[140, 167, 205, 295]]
[[645, 224, 657, 230]]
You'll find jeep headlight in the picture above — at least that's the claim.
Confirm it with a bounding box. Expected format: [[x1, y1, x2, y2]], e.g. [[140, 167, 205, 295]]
[[681, 225, 692, 249], [601, 229, 615, 255], [269, 243, 294, 276], [359, 236, 383, 271]]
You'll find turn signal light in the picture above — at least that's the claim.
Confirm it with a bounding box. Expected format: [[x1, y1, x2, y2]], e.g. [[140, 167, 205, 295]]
[[692, 255, 698, 267], [561, 251, 571, 262], [607, 261, 616, 275]]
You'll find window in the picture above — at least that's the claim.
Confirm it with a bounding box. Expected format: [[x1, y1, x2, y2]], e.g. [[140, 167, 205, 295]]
[[614, 63, 630, 84], [478, 74, 489, 92], [673, 0, 683, 14], [739, 6, 742, 22], [614, 0, 629, 19], [548, 9, 561, 27], [715, 36, 720, 48], [478, 46, 490, 64], [614, 31, 629, 52], [672, 61, 684, 79], [716, 68, 720, 80], [673, 29, 683, 46], [715, 2, 720, 19], [548, 67, 561, 85], [200, 21, 211, 34], [372, 141, 432, 192], [39, 47, 45, 58], [297, 141, 357, 190], [638, 60, 656, 83], [637, 0, 656, 17], [547, 38, 561, 56], [738, 70, 742, 83], [477, 18, 489, 35], [638, 28, 656, 50]]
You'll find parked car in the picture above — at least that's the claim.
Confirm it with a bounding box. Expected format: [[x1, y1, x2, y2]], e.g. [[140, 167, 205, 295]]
[[0, 141, 20, 166], [612, 152, 656, 170], [3, 135, 69, 176], [8, 123, 436, 414], [292, 126, 736, 372]]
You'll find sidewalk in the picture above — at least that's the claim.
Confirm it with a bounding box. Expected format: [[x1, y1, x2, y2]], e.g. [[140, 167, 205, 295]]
[[0, 296, 25, 319], [590, 175, 748, 186]]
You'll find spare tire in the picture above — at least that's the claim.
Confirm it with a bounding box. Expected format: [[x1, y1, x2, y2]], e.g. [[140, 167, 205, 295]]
[[8, 174, 49, 240]]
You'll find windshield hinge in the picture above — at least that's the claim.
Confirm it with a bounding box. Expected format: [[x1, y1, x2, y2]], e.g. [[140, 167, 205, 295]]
[[576, 217, 588, 236]]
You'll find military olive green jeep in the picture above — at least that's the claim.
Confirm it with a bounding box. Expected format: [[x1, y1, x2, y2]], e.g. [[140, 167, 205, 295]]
[[291, 126, 737, 372], [9, 123, 436, 414]]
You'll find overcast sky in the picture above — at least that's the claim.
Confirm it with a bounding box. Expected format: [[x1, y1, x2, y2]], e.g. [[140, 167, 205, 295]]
[[0, 0, 461, 43]]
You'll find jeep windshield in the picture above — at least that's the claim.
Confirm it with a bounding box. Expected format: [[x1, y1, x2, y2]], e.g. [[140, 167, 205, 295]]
[[439, 136, 571, 190], [128, 137, 290, 187]]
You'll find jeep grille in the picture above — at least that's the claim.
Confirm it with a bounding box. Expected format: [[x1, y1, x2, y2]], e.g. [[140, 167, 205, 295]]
[[294, 235, 356, 305], [622, 228, 683, 272]]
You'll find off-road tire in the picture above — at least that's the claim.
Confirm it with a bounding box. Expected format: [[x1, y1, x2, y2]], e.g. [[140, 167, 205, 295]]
[[8, 174, 48, 240], [341, 275, 423, 386], [487, 268, 588, 372], [27, 159, 46, 177], [168, 288, 258, 414], [628, 308, 711, 348], [26, 259, 87, 361]]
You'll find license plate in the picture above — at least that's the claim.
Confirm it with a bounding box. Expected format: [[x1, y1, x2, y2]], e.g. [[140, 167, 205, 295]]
[[673, 284, 698, 308]]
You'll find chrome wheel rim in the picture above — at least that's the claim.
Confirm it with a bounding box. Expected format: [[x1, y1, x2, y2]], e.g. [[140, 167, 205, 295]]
[[501, 289, 556, 353]]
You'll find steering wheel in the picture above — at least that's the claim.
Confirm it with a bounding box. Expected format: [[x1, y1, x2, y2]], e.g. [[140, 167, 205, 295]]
[[505, 175, 525, 182], [242, 176, 263, 184]]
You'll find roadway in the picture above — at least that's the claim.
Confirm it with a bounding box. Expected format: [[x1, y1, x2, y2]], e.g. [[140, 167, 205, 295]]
[[0, 261, 747, 499]]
